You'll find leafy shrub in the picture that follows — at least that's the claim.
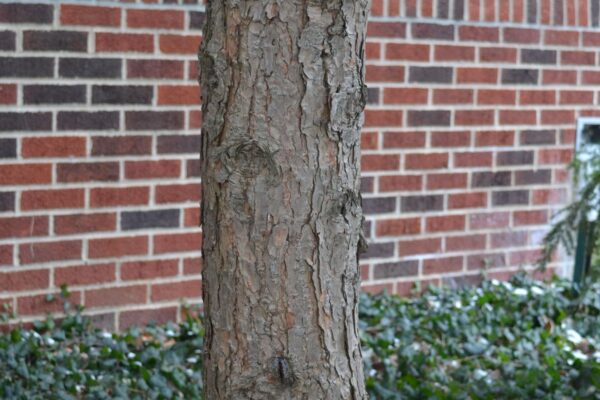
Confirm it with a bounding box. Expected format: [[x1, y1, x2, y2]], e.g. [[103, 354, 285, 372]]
[[2, 275, 599, 399]]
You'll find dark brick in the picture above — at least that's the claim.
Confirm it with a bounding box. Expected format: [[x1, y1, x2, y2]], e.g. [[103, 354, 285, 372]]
[[409, 67, 453, 83], [59, 58, 121, 79], [0, 31, 15, 50], [497, 151, 534, 166], [189, 11, 205, 29], [0, 192, 15, 212], [520, 130, 556, 145], [363, 220, 372, 237], [437, 0, 449, 18], [127, 60, 183, 79], [363, 197, 396, 214], [126, 111, 184, 131], [454, 0, 465, 19], [492, 190, 529, 206], [367, 87, 379, 104], [92, 86, 153, 104], [554, 0, 563, 24], [157, 135, 201, 154], [593, 0, 600, 26], [521, 49, 556, 65], [401, 195, 443, 212], [515, 170, 552, 185], [360, 242, 395, 260], [121, 209, 180, 230], [23, 31, 87, 52], [408, 110, 451, 127], [0, 57, 53, 77], [527, 0, 538, 23], [0, 3, 53, 23], [23, 85, 86, 104], [361, 177, 374, 193], [186, 159, 200, 178], [57, 162, 119, 183], [501, 69, 539, 85], [92, 136, 152, 156], [373, 260, 419, 279], [58, 112, 119, 131], [0, 112, 52, 131], [412, 23, 454, 40], [0, 139, 16, 158], [472, 171, 511, 187]]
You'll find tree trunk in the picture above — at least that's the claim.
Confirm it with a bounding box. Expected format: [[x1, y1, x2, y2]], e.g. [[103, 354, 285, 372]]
[[199, 1, 370, 398]]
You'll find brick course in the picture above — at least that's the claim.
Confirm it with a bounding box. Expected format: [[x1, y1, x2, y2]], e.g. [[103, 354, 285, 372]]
[[0, 0, 584, 329]]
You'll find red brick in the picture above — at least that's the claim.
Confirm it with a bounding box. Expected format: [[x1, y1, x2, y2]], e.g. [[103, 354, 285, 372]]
[[467, 253, 506, 270], [1, 269, 49, 292], [361, 154, 400, 171], [386, 43, 430, 61], [514, 210, 547, 226], [434, 45, 475, 61], [364, 110, 403, 127], [128, 60, 184, 79], [96, 33, 154, 53], [156, 183, 201, 204], [61, 4, 120, 27], [448, 192, 487, 209], [499, 110, 536, 125], [519, 90, 556, 105], [544, 29, 579, 45], [160, 34, 201, 54], [470, 212, 510, 230], [560, 90, 594, 105], [423, 256, 463, 275], [90, 186, 149, 208], [189, 110, 202, 129], [491, 231, 528, 248], [21, 189, 84, 211], [539, 149, 572, 164], [365, 42, 380, 59], [19, 240, 82, 265], [121, 259, 178, 281], [0, 245, 12, 265], [18, 292, 82, 316], [0, 84, 16, 104], [583, 31, 600, 46], [151, 280, 202, 302], [427, 173, 467, 190], [405, 153, 448, 170], [361, 132, 378, 150], [154, 232, 202, 254], [382, 131, 426, 148], [127, 9, 184, 29], [22, 136, 86, 158], [457, 67, 497, 83], [379, 175, 422, 192], [120, 307, 177, 329], [184, 257, 202, 275], [433, 89, 473, 104], [158, 85, 200, 105], [446, 234, 487, 251], [0, 164, 51, 185], [475, 131, 515, 146], [125, 160, 181, 180], [459, 26, 499, 42], [455, 110, 494, 125], [376, 217, 421, 236], [543, 70, 577, 84], [426, 215, 465, 233], [398, 238, 442, 256], [480, 47, 517, 63], [431, 131, 471, 147], [55, 263, 115, 286], [54, 213, 116, 235], [86, 285, 147, 308], [383, 88, 427, 104], [541, 110, 574, 125], [509, 249, 541, 265], [503, 27, 540, 43], [89, 236, 148, 259], [532, 188, 568, 205], [477, 89, 516, 105], [454, 151, 493, 166], [0, 216, 48, 239], [365, 66, 405, 82], [367, 22, 406, 37]]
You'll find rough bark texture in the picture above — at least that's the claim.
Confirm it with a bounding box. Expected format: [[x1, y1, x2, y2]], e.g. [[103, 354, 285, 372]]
[[199, 1, 370, 398]]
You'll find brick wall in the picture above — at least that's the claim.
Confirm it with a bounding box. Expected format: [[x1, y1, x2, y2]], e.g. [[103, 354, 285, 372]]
[[1, 0, 595, 329]]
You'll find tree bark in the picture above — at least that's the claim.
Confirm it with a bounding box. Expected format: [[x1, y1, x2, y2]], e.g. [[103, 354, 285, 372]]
[[199, 1, 370, 398]]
